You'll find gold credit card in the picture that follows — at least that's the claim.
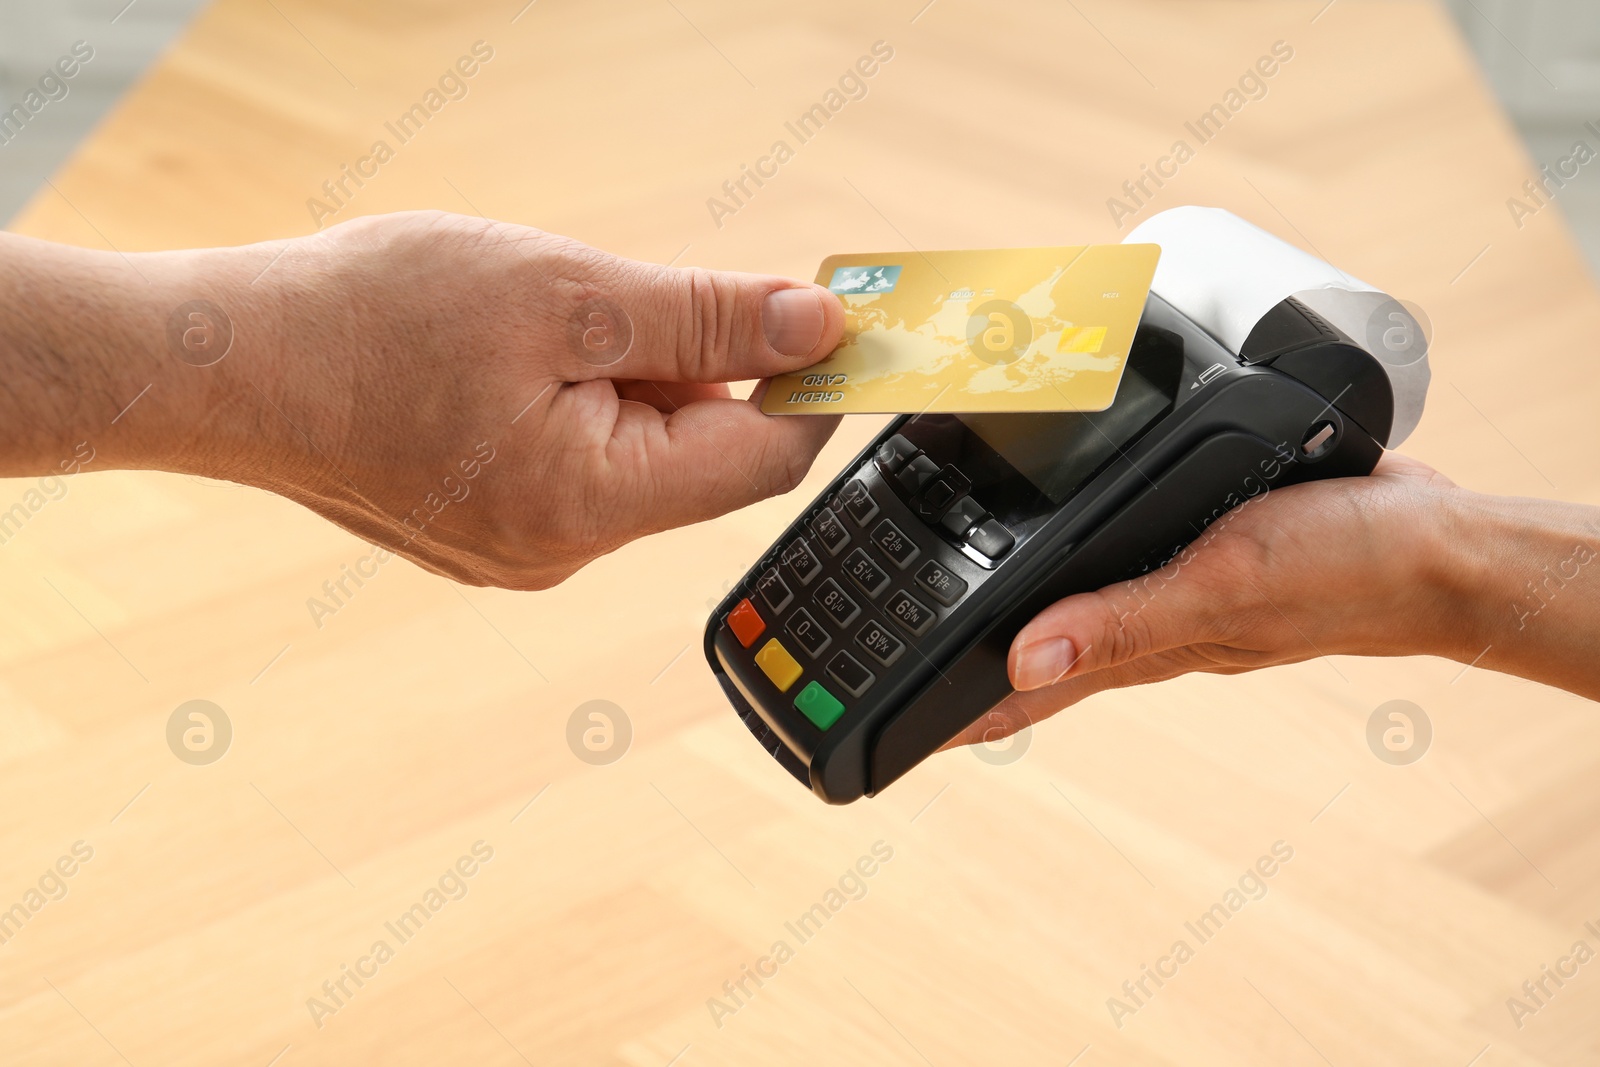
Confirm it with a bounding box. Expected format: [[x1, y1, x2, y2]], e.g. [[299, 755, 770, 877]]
[[761, 244, 1160, 415]]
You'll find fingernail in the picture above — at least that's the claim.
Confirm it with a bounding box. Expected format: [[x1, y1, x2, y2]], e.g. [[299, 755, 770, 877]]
[[1013, 636, 1077, 691], [762, 287, 825, 357]]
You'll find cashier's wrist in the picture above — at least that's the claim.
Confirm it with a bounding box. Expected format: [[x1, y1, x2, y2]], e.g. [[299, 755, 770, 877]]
[[1431, 490, 1600, 697], [1003, 474, 1600, 704], [1268, 475, 1480, 664]]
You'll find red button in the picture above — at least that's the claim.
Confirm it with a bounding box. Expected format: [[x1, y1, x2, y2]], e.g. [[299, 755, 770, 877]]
[[727, 599, 766, 648]]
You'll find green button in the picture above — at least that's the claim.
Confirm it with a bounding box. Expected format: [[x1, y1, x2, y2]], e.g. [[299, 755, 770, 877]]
[[794, 680, 846, 730]]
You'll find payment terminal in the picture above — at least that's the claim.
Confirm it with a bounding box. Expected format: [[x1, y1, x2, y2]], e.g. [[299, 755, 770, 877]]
[[704, 206, 1431, 803]]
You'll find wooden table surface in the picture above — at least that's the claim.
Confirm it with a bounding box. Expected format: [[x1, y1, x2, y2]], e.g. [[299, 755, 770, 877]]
[[4, 1, 1599, 1063]]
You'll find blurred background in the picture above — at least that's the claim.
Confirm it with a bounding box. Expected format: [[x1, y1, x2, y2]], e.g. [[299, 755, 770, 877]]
[[0, 0, 210, 220], [8, 0, 1600, 266], [3, 2, 1598, 1064]]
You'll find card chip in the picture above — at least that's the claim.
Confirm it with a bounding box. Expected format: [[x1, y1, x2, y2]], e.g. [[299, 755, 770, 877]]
[[1058, 326, 1107, 353]]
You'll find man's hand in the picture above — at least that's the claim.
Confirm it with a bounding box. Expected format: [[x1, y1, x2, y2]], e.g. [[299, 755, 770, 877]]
[[6, 216, 1597, 701], [22, 211, 843, 589], [948, 453, 1600, 748]]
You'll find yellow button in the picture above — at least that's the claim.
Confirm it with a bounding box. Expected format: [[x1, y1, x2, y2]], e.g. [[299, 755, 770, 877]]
[[754, 639, 803, 692]]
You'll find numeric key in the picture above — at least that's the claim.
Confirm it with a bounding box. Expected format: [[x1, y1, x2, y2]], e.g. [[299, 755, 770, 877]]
[[871, 520, 921, 570], [838, 479, 880, 526], [814, 579, 861, 627], [885, 590, 935, 636], [855, 619, 905, 666], [810, 508, 851, 556], [914, 560, 967, 606], [842, 548, 890, 598], [785, 608, 831, 658], [781, 538, 822, 584]]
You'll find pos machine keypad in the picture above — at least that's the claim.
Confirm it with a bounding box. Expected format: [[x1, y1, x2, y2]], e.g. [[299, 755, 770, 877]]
[[719, 431, 996, 738]]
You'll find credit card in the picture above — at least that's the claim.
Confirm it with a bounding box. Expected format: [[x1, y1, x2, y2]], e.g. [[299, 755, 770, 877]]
[[761, 244, 1160, 415]]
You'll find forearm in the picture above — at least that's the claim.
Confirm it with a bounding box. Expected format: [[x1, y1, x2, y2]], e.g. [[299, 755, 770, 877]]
[[0, 213, 850, 595], [1437, 489, 1600, 699], [0, 231, 303, 483]]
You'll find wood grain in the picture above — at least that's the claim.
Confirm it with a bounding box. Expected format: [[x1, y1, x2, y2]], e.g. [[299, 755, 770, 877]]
[[3, 1, 1597, 1063]]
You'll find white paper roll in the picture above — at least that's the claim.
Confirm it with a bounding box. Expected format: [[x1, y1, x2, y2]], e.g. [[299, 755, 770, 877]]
[[1126, 205, 1378, 354], [1124, 206, 1428, 447]]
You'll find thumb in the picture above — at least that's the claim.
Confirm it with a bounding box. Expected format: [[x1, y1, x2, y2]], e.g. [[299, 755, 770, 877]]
[[571, 254, 846, 383], [1008, 549, 1231, 691]]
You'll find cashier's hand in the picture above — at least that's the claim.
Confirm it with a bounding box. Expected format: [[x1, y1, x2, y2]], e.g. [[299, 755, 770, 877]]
[[950, 454, 1464, 746], [199, 211, 845, 588]]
